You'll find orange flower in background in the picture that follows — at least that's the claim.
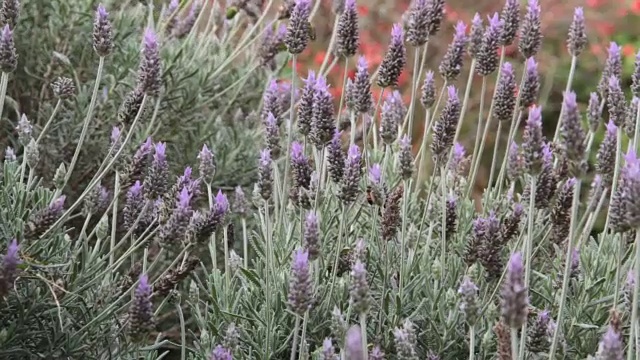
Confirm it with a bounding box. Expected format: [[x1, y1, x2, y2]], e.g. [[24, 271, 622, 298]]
[[623, 44, 635, 58]]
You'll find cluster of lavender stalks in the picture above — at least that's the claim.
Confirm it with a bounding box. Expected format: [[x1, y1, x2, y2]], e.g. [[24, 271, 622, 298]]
[[4, 0, 640, 358]]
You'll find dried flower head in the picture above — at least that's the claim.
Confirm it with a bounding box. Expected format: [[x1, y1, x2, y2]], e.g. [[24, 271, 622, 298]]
[[51, 77, 75, 99]]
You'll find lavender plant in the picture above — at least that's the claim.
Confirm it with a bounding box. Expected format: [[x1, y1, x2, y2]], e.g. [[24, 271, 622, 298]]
[[3, 0, 640, 359]]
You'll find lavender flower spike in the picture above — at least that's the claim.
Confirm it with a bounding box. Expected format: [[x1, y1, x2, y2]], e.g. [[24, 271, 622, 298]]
[[494, 62, 516, 122], [439, 21, 468, 81], [500, 0, 520, 46], [327, 129, 346, 183], [0, 239, 21, 297], [334, 0, 359, 58], [284, 0, 312, 54], [607, 75, 626, 127], [522, 105, 544, 174], [0, 25, 16, 73], [398, 135, 414, 180], [339, 144, 363, 204], [350, 260, 372, 314], [198, 144, 216, 183], [287, 248, 314, 316], [93, 4, 113, 57], [128, 274, 154, 342], [431, 85, 461, 164], [595, 326, 624, 360], [468, 13, 483, 59], [347, 56, 373, 114], [298, 71, 316, 136], [567, 7, 587, 57], [25, 196, 66, 240], [137, 27, 162, 96], [344, 325, 365, 360], [257, 149, 273, 200], [458, 276, 480, 325], [598, 42, 622, 99], [310, 75, 335, 149], [518, 0, 542, 59], [420, 70, 436, 108], [0, 0, 19, 29], [377, 24, 407, 88], [560, 90, 586, 165], [476, 13, 502, 76], [405, 0, 429, 46], [303, 211, 320, 260], [520, 57, 540, 109], [501, 252, 528, 329], [633, 50, 640, 97], [587, 92, 602, 132], [210, 345, 233, 360]]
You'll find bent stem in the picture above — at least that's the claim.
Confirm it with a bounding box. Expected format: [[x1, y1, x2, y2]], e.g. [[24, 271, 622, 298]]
[[548, 179, 582, 359], [62, 56, 105, 191], [36, 99, 62, 145]]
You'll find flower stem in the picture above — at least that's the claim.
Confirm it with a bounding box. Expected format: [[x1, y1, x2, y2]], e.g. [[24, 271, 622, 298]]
[[298, 312, 309, 360], [486, 120, 503, 194], [35, 99, 62, 145], [109, 171, 120, 269], [290, 316, 301, 360], [548, 179, 582, 359], [223, 224, 231, 292], [468, 325, 475, 360], [327, 204, 347, 304], [207, 183, 217, 270], [402, 47, 421, 135], [279, 54, 297, 231], [510, 328, 519, 360], [627, 230, 640, 360], [552, 55, 577, 142], [399, 178, 409, 300], [0, 72, 8, 122], [360, 313, 368, 360], [62, 56, 105, 191], [467, 77, 487, 199], [242, 218, 248, 268], [518, 175, 535, 358]]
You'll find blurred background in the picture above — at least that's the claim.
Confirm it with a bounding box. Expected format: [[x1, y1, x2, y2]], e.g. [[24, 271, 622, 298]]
[[294, 0, 637, 195]]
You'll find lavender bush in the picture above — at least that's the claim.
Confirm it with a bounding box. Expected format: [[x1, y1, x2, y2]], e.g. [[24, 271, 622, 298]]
[[1, 0, 640, 359]]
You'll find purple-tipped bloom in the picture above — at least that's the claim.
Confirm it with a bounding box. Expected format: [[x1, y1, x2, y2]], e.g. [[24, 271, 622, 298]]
[[322, 338, 338, 360], [110, 126, 121, 146], [598, 43, 622, 99], [567, 7, 587, 57], [4, 146, 15, 162], [263, 112, 281, 158], [439, 21, 468, 81], [93, 4, 113, 57], [626, 97, 640, 137], [560, 91, 586, 165], [425, 0, 445, 36], [233, 186, 248, 217], [163, 0, 180, 35], [595, 327, 624, 360], [377, 24, 407, 88], [550, 178, 577, 245], [128, 274, 154, 341], [431, 85, 461, 164], [500, 0, 520, 46], [527, 310, 553, 353], [394, 320, 419, 359], [259, 22, 287, 70], [0, 0, 19, 29], [520, 58, 540, 108], [327, 129, 346, 184], [494, 62, 516, 122], [596, 120, 617, 184], [522, 106, 544, 174], [311, 75, 335, 149], [334, 0, 359, 57], [287, 248, 314, 316], [507, 141, 524, 181], [369, 346, 385, 360], [137, 27, 162, 96], [468, 13, 483, 59], [611, 149, 640, 231], [25, 196, 66, 240], [284, 0, 312, 54], [380, 102, 399, 145], [16, 114, 31, 146], [350, 260, 371, 314], [298, 71, 316, 136], [0, 239, 21, 297], [449, 142, 467, 175], [262, 80, 283, 124], [257, 149, 273, 201], [124, 181, 145, 231], [143, 142, 169, 200], [476, 13, 502, 76], [518, 0, 542, 58], [607, 76, 626, 128], [345, 325, 365, 360], [420, 70, 436, 108], [174, 0, 201, 39], [339, 144, 363, 203], [303, 211, 320, 260], [458, 276, 479, 325], [210, 345, 233, 360], [346, 56, 373, 114], [398, 135, 414, 180], [501, 252, 528, 329], [198, 144, 216, 183], [290, 141, 312, 190], [213, 190, 229, 220], [174, 167, 201, 200], [158, 187, 194, 249], [369, 163, 382, 185], [0, 25, 16, 73], [587, 92, 602, 132], [633, 51, 640, 97], [405, 0, 429, 46]]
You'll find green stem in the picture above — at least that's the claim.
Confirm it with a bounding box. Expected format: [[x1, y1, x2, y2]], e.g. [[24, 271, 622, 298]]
[[486, 120, 503, 195], [279, 55, 297, 232], [290, 316, 301, 360], [469, 325, 475, 360], [318, 18, 340, 75], [264, 199, 274, 358], [511, 328, 519, 360], [109, 171, 120, 269], [224, 224, 231, 293], [327, 205, 347, 303], [207, 183, 217, 270], [467, 77, 487, 199], [242, 218, 248, 268], [548, 179, 582, 359], [452, 60, 477, 146], [360, 313, 368, 360], [176, 302, 186, 360], [627, 230, 640, 360], [143, 96, 163, 139], [402, 46, 421, 135], [35, 99, 62, 145], [519, 176, 536, 358], [399, 179, 409, 300], [298, 312, 309, 360], [62, 56, 105, 190], [552, 56, 577, 142]]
